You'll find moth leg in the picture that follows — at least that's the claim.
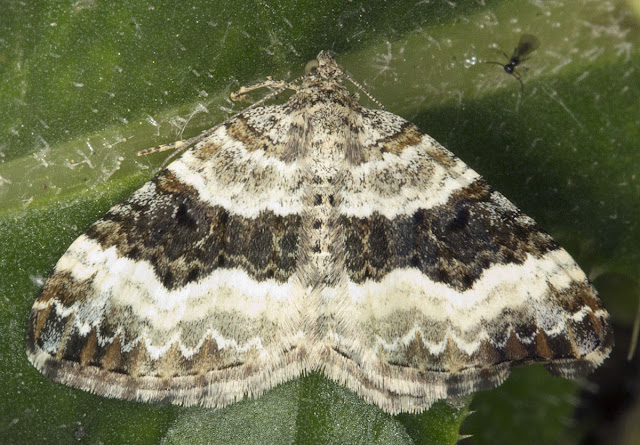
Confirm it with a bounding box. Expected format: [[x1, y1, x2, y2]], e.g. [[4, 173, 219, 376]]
[[231, 77, 292, 102], [138, 77, 303, 162], [137, 140, 188, 157], [138, 77, 302, 160]]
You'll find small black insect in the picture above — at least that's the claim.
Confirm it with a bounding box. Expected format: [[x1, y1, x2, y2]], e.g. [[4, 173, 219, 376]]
[[486, 34, 540, 91]]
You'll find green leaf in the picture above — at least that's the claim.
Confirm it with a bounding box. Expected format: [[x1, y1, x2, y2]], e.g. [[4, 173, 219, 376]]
[[162, 375, 469, 445], [1, 0, 638, 444]]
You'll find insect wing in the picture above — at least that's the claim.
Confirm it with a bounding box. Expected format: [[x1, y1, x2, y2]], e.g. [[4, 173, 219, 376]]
[[513, 34, 540, 58]]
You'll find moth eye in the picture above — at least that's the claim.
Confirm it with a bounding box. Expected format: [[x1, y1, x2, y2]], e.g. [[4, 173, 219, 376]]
[[304, 59, 319, 74]]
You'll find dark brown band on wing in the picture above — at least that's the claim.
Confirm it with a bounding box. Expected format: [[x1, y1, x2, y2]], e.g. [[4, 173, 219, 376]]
[[342, 179, 560, 290], [85, 170, 301, 289]]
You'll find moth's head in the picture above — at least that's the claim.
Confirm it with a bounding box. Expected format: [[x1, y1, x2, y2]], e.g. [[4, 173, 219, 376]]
[[304, 51, 343, 82], [314, 50, 337, 68]]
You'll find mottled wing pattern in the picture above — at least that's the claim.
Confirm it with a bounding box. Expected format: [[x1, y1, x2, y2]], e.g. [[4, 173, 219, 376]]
[[27, 106, 310, 407], [320, 113, 612, 413], [27, 51, 612, 415]]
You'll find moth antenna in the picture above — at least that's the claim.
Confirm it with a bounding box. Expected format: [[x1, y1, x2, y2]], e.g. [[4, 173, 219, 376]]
[[342, 72, 386, 111], [140, 75, 306, 171]]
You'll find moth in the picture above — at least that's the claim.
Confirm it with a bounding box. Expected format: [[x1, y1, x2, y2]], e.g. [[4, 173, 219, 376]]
[[27, 51, 612, 414]]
